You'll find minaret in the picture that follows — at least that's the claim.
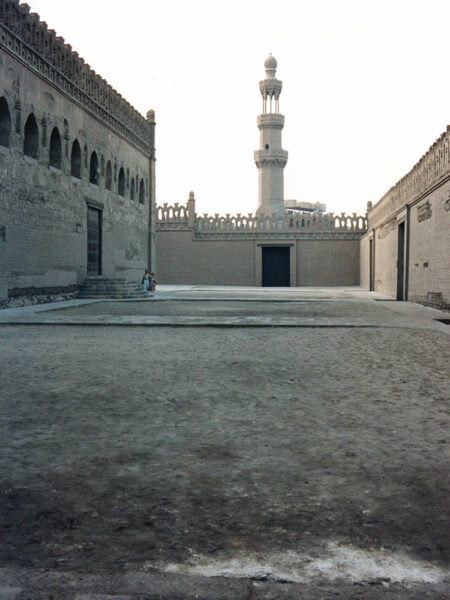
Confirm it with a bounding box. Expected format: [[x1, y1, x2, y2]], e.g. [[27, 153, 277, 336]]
[[254, 54, 288, 216]]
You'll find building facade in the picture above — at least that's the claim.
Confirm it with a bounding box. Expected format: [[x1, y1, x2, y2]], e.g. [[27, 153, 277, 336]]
[[360, 127, 450, 309], [0, 0, 156, 303], [156, 57, 367, 287]]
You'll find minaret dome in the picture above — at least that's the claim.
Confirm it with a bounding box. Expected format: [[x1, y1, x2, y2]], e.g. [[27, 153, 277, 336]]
[[264, 54, 277, 78]]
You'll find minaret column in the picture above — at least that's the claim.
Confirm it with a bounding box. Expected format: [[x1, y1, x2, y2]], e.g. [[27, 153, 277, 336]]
[[254, 55, 288, 216]]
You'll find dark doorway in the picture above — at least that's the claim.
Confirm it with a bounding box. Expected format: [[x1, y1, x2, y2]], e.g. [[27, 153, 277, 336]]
[[369, 238, 374, 291], [262, 246, 290, 287], [87, 207, 102, 274], [396, 221, 405, 300]]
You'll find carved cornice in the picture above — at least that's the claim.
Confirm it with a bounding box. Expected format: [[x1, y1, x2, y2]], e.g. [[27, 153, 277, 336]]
[[259, 79, 282, 99], [257, 114, 285, 129], [254, 149, 288, 168]]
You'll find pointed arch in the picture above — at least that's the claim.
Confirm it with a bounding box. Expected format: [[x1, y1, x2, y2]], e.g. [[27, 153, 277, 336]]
[[118, 167, 125, 196], [139, 178, 145, 204], [105, 160, 112, 190], [24, 113, 39, 158], [89, 151, 99, 184], [130, 177, 135, 200], [71, 139, 81, 178], [0, 97, 12, 148], [49, 126, 62, 168]]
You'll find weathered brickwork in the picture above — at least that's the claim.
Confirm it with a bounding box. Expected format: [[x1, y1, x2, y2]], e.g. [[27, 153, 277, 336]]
[[155, 194, 364, 286], [0, 1, 156, 301], [360, 126, 450, 307]]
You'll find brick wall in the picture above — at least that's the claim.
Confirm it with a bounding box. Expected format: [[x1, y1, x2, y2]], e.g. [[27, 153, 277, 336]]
[[0, 49, 153, 297], [156, 231, 361, 287]]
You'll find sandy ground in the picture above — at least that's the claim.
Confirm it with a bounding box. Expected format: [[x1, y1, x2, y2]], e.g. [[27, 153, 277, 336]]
[[0, 296, 449, 598]]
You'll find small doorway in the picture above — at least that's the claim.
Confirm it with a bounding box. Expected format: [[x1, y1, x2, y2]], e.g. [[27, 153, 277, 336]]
[[262, 246, 290, 287], [396, 221, 405, 300], [87, 206, 102, 274]]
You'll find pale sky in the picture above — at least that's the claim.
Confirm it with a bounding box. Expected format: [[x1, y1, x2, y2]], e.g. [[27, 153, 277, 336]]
[[27, 0, 450, 216]]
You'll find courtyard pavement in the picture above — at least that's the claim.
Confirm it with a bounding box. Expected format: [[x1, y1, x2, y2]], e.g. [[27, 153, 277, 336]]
[[0, 287, 449, 598]]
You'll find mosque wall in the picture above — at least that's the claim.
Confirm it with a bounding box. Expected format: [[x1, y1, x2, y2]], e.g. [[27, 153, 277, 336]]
[[360, 126, 450, 308], [0, 1, 155, 302], [155, 198, 365, 287]]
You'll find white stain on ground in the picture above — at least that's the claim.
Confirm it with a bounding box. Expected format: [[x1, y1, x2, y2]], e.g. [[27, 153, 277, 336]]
[[152, 542, 447, 584]]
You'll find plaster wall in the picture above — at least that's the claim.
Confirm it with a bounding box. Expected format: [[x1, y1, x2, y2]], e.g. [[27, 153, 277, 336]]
[[296, 240, 360, 286], [359, 234, 371, 290], [156, 231, 255, 285]]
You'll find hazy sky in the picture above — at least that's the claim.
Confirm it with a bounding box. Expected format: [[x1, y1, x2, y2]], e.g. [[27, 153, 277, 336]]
[[28, 0, 450, 216]]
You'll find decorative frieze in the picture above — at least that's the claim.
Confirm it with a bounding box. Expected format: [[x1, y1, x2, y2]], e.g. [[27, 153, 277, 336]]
[[417, 200, 432, 223]]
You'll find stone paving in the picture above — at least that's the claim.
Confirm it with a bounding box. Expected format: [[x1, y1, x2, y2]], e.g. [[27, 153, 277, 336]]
[[0, 287, 449, 598]]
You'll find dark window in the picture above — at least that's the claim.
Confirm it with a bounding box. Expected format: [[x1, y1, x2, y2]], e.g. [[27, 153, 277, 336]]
[[0, 97, 11, 148], [130, 177, 135, 200], [24, 113, 39, 158], [265, 144, 269, 150], [49, 127, 62, 168], [89, 151, 99, 184], [139, 178, 145, 204], [105, 161, 112, 190], [118, 167, 125, 196], [71, 139, 81, 178]]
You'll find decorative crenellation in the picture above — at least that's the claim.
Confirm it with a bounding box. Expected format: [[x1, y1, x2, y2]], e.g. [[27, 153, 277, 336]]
[[156, 203, 190, 228], [0, 0, 154, 155], [368, 125, 450, 227], [157, 200, 367, 238]]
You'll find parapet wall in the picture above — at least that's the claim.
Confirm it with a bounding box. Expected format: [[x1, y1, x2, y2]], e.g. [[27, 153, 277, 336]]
[[157, 198, 367, 240], [368, 126, 450, 228], [0, 0, 154, 155]]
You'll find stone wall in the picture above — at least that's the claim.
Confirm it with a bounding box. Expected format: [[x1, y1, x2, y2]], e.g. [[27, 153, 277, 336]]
[[155, 195, 365, 286], [360, 126, 450, 307], [0, 1, 156, 300]]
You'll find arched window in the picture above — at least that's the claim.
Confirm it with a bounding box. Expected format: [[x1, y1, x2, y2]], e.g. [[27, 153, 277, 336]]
[[49, 127, 62, 169], [130, 177, 135, 200], [139, 178, 145, 204], [23, 113, 39, 158], [71, 139, 81, 178], [118, 167, 125, 196], [0, 97, 11, 148], [105, 161, 112, 190], [89, 151, 99, 184]]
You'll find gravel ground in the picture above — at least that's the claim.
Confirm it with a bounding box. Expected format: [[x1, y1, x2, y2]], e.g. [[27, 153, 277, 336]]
[[0, 304, 449, 597]]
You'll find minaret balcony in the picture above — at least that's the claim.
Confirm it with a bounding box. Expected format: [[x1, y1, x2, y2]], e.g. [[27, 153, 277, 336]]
[[254, 149, 288, 168], [257, 114, 285, 129]]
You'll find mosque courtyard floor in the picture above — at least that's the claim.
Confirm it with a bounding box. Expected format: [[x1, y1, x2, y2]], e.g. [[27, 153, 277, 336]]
[[0, 287, 449, 598]]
